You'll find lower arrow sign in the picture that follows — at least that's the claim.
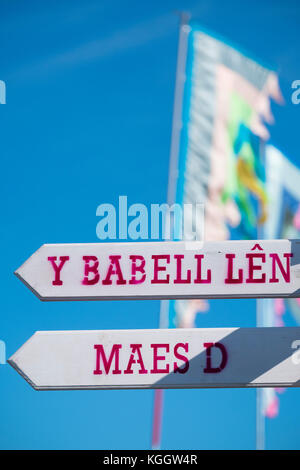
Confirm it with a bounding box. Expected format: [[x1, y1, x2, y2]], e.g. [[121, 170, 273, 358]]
[[8, 328, 300, 390]]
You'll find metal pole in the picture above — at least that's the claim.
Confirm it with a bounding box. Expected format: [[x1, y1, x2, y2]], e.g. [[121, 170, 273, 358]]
[[166, 11, 190, 209], [256, 139, 266, 450], [151, 11, 190, 450], [256, 299, 265, 450]]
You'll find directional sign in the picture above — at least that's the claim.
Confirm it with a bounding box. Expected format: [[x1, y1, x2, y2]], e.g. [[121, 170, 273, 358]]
[[15, 239, 300, 301], [8, 327, 300, 390]]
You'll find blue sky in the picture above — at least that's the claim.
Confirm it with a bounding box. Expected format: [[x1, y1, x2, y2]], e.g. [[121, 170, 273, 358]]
[[0, 0, 300, 450]]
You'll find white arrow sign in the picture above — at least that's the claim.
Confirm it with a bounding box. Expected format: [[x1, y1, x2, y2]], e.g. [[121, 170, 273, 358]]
[[8, 327, 300, 390], [15, 240, 300, 301]]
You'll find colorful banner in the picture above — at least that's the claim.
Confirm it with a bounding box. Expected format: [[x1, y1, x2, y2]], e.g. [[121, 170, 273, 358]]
[[265, 145, 300, 328], [260, 145, 300, 418], [166, 24, 281, 329]]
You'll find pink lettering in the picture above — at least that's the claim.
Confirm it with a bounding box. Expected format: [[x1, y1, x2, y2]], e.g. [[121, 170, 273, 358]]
[[48, 256, 70, 286], [124, 344, 148, 374], [194, 254, 211, 284], [269, 253, 292, 283], [102, 255, 126, 285], [129, 255, 146, 285], [93, 344, 122, 375], [225, 254, 243, 284], [246, 253, 266, 283], [251, 243, 263, 251], [150, 344, 170, 373], [203, 342, 228, 373], [174, 254, 191, 284], [82, 256, 100, 285], [151, 255, 170, 284], [173, 342, 189, 374]]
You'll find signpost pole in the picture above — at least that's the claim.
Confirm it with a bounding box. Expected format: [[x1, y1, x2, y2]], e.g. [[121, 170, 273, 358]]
[[256, 139, 266, 451], [151, 10, 190, 450], [256, 298, 266, 450]]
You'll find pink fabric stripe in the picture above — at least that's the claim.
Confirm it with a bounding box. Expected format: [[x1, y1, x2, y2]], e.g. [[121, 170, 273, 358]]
[[151, 389, 164, 449], [265, 395, 279, 418]]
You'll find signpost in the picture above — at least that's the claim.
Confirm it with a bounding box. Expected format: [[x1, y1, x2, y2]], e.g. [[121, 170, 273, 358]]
[[14, 239, 300, 301], [8, 327, 300, 390]]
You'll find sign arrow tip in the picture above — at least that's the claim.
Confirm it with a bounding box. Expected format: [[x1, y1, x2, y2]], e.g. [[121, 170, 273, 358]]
[[7, 356, 38, 390]]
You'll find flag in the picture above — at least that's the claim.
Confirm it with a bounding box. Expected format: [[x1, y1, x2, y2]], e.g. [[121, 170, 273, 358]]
[[153, 21, 282, 450], [260, 145, 300, 419], [165, 23, 281, 329], [265, 144, 300, 327]]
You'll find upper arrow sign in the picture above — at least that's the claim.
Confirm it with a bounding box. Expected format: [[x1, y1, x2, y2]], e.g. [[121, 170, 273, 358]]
[[14, 239, 300, 301]]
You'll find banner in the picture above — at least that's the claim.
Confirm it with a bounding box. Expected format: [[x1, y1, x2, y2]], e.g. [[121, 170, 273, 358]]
[[260, 145, 300, 418], [265, 145, 300, 327], [166, 24, 281, 329]]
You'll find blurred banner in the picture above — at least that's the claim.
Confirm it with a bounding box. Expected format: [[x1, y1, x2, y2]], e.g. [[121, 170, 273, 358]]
[[152, 20, 282, 450], [261, 145, 300, 419], [164, 23, 282, 330]]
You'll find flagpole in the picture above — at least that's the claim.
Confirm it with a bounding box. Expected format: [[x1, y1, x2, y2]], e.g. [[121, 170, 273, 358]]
[[151, 11, 190, 450], [256, 139, 266, 450], [256, 300, 265, 450]]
